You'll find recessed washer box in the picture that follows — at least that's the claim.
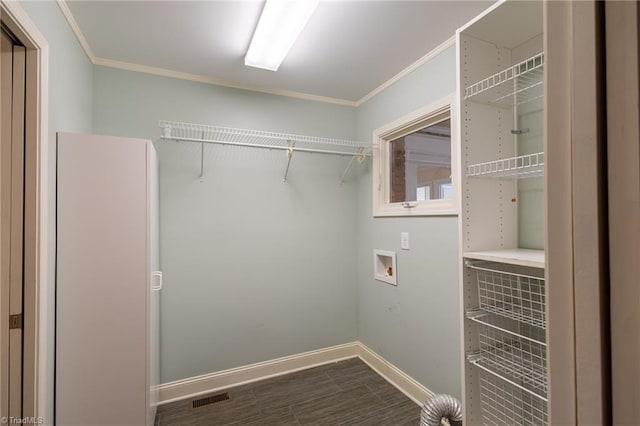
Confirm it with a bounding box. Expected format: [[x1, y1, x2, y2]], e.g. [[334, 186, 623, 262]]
[[374, 250, 397, 286]]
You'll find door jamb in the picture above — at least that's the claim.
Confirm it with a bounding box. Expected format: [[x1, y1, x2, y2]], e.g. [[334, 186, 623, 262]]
[[0, 1, 49, 421]]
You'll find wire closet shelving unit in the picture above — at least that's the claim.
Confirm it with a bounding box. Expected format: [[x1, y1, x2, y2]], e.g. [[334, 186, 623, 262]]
[[459, 5, 547, 421], [464, 52, 545, 181], [159, 121, 373, 183], [464, 52, 544, 108]]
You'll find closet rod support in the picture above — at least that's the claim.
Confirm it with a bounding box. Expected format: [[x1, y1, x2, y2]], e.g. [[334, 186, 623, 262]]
[[199, 142, 205, 182], [283, 140, 294, 183], [199, 127, 206, 182], [340, 148, 365, 184]]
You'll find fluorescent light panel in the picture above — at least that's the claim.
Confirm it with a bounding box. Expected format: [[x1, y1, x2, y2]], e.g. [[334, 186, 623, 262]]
[[245, 0, 320, 71]]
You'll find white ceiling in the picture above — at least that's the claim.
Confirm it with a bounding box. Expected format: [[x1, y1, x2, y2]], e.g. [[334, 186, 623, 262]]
[[65, 0, 494, 104]]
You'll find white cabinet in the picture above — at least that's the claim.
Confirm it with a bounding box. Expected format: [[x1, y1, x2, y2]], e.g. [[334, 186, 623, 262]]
[[456, 2, 547, 425], [56, 133, 160, 426]]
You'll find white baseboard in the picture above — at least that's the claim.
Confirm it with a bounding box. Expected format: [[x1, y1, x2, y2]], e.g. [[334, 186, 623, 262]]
[[158, 341, 433, 408], [357, 343, 433, 406], [158, 342, 359, 404]]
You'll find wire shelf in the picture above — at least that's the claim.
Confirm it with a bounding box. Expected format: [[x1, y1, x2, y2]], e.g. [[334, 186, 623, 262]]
[[467, 152, 544, 179], [159, 120, 373, 155], [478, 370, 548, 426], [464, 53, 544, 108], [467, 261, 546, 329], [468, 311, 547, 397]]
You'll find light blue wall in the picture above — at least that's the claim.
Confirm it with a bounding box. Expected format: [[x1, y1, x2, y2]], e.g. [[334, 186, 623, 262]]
[[20, 0, 463, 401], [89, 48, 463, 393], [18, 1, 94, 421], [92, 66, 359, 383], [355, 46, 462, 397]]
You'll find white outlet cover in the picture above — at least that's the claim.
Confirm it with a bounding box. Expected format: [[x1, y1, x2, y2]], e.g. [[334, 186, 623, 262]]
[[401, 232, 410, 250]]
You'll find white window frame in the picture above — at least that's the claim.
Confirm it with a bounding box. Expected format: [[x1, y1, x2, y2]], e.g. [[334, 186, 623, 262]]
[[372, 94, 459, 217]]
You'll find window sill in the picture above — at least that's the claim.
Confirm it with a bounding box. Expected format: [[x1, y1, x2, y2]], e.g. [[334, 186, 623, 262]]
[[373, 200, 458, 217]]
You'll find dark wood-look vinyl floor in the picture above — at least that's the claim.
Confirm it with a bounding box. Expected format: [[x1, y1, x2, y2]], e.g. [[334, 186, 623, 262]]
[[156, 358, 422, 426]]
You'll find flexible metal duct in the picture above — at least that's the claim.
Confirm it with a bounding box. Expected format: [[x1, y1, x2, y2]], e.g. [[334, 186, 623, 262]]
[[420, 394, 463, 426]]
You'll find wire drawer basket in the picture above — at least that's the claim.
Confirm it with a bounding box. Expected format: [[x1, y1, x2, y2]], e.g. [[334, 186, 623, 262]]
[[479, 370, 548, 426], [467, 262, 546, 329], [469, 312, 547, 397]]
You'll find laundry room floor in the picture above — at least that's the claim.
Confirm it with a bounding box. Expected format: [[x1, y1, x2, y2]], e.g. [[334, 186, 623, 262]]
[[155, 358, 422, 425]]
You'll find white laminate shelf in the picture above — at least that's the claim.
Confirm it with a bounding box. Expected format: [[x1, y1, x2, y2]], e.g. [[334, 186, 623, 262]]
[[464, 249, 545, 269]]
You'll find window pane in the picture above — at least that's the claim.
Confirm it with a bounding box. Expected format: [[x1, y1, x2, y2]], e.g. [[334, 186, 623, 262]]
[[390, 137, 408, 202], [390, 119, 452, 203], [416, 185, 431, 201], [440, 182, 453, 199]]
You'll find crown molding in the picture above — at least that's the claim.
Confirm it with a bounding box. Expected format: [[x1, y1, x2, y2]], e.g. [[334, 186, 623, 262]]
[[56, 0, 95, 61], [354, 35, 456, 107], [92, 57, 358, 107], [56, 0, 358, 106], [56, 0, 454, 108]]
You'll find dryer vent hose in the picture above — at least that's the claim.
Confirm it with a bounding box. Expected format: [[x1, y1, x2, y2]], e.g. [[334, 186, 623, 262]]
[[420, 394, 463, 426]]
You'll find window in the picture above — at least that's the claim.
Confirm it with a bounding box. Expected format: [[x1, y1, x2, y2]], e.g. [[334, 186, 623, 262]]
[[416, 185, 431, 201], [372, 96, 458, 216]]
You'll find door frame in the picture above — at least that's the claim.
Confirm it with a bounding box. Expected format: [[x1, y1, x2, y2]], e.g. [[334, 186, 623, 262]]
[[0, 1, 49, 421], [545, 1, 610, 424], [605, 2, 640, 423]]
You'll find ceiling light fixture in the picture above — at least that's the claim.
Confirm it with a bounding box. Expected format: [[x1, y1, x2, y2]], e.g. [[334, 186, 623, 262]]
[[245, 0, 320, 72]]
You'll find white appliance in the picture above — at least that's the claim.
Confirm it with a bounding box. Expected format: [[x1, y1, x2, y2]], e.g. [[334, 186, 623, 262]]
[[56, 132, 160, 426]]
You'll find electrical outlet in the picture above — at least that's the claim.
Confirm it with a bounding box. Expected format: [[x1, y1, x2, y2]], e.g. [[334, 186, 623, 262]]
[[401, 232, 410, 250]]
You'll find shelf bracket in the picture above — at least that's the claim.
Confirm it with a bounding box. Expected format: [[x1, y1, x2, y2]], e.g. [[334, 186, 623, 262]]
[[283, 140, 295, 183], [199, 128, 206, 182], [465, 309, 487, 319], [199, 142, 205, 182], [161, 123, 172, 138], [339, 148, 365, 184]]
